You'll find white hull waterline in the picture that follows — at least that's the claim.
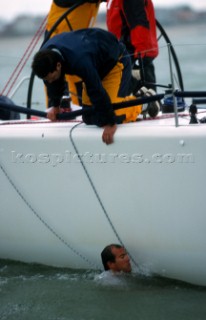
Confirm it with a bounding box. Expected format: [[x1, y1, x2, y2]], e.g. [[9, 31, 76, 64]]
[[0, 114, 206, 287]]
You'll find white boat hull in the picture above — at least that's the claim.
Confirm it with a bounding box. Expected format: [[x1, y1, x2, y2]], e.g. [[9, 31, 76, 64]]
[[0, 118, 206, 286]]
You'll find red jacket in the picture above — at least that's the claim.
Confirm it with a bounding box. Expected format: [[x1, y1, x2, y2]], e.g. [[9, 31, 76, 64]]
[[106, 0, 158, 59]]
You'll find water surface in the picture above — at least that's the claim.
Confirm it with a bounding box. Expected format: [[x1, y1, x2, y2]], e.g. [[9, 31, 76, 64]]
[[1, 259, 206, 320]]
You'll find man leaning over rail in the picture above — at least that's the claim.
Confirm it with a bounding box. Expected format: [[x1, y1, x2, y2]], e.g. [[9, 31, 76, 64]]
[[32, 28, 159, 144], [45, 0, 102, 105]]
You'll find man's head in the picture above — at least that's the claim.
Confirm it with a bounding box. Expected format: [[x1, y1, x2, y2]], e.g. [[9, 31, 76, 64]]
[[31, 49, 62, 82], [101, 244, 132, 273]]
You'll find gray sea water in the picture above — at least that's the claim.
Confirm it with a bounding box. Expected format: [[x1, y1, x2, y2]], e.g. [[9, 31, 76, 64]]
[[1, 259, 206, 320], [1, 23, 206, 319]]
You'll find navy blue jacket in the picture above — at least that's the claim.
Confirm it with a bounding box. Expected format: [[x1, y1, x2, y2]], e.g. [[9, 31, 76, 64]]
[[42, 28, 125, 126]]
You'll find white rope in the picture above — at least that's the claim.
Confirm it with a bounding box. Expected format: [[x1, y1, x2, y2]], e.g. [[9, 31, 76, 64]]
[[69, 122, 141, 271]]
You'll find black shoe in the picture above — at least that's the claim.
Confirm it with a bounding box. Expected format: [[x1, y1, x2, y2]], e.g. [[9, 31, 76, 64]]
[[138, 87, 160, 118]]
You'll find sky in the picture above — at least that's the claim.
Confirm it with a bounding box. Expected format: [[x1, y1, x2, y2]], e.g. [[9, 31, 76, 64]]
[[1, 0, 206, 21]]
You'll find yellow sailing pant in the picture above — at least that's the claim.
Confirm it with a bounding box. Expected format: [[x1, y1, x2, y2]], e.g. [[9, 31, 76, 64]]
[[46, 2, 100, 35], [82, 61, 142, 123]]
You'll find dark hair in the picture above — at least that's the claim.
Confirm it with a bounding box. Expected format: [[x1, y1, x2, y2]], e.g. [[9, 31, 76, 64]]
[[31, 49, 61, 79], [101, 244, 122, 271]]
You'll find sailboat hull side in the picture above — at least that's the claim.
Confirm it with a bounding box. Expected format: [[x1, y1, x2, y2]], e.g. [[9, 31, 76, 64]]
[[0, 121, 206, 286]]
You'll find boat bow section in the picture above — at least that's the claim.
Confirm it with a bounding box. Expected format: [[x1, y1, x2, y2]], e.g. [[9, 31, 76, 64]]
[[0, 120, 206, 286]]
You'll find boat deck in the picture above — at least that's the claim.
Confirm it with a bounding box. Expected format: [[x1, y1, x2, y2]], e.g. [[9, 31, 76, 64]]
[[1, 108, 206, 128]]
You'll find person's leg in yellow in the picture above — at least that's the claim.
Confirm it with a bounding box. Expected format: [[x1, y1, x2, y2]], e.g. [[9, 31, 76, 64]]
[[45, 1, 101, 106], [46, 2, 100, 36], [82, 55, 142, 123], [101, 61, 142, 123]]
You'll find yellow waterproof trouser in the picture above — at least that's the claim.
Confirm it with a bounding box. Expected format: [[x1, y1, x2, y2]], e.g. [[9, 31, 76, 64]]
[[47, 2, 100, 35], [82, 61, 142, 123], [46, 2, 100, 106]]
